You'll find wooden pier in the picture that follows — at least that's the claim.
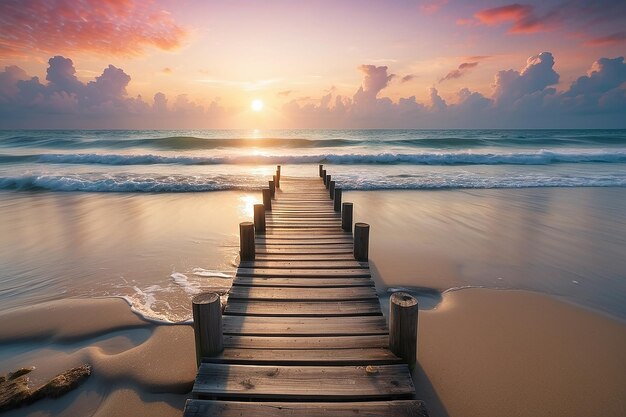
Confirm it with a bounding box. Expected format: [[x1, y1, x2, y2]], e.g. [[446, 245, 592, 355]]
[[184, 167, 427, 417]]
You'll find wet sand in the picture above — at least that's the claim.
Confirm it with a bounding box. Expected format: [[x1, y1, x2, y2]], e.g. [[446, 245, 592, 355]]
[[1, 187, 625, 416], [0, 298, 196, 417]]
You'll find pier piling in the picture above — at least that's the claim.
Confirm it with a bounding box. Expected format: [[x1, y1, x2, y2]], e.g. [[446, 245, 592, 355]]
[[354, 222, 370, 261], [192, 292, 223, 367], [389, 292, 418, 371], [239, 221, 255, 261], [253, 204, 266, 234], [342, 202, 353, 232]]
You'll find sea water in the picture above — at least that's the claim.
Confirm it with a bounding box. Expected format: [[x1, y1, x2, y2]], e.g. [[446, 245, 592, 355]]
[[1, 129, 625, 321]]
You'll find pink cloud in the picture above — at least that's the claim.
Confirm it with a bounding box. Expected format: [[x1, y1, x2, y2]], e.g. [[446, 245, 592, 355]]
[[440, 62, 479, 83], [0, 0, 187, 57], [584, 32, 626, 47], [474, 3, 556, 34]]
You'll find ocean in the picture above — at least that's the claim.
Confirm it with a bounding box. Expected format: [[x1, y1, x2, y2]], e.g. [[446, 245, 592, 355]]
[[1, 129, 625, 322]]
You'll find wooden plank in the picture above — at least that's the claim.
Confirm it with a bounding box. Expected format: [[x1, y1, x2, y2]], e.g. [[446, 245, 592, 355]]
[[223, 334, 389, 349], [232, 277, 373, 287], [228, 286, 378, 301], [222, 315, 388, 336], [255, 248, 353, 255], [266, 225, 340, 229], [236, 268, 371, 278], [238, 261, 366, 269], [192, 364, 414, 400], [256, 251, 354, 262], [262, 229, 350, 236], [202, 348, 402, 365], [224, 300, 383, 316], [256, 239, 353, 246], [184, 400, 429, 417], [258, 234, 350, 240]]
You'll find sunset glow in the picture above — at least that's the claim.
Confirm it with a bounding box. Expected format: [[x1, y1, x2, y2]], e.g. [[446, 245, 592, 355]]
[[251, 99, 264, 112], [0, 0, 624, 128]]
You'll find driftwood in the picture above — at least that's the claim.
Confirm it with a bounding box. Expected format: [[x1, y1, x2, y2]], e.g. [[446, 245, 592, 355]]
[[0, 364, 91, 411]]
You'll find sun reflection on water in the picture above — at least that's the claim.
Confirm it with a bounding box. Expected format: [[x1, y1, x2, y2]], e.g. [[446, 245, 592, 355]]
[[239, 194, 260, 218]]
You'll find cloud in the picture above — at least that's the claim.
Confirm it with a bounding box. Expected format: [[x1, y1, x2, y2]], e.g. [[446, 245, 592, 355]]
[[0, 0, 187, 57], [356, 65, 395, 99], [584, 32, 626, 47], [493, 52, 559, 105], [1, 53, 625, 128], [0, 56, 226, 128], [440, 62, 479, 83], [474, 3, 557, 34], [162, 68, 173, 74], [401, 74, 417, 83], [277, 90, 293, 97], [420, 0, 448, 14]]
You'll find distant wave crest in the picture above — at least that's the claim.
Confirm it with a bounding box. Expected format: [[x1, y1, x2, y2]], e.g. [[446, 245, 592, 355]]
[[1, 172, 624, 192], [2, 150, 626, 166]]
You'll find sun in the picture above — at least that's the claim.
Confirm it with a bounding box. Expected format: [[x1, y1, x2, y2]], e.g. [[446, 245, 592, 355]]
[[251, 99, 264, 112]]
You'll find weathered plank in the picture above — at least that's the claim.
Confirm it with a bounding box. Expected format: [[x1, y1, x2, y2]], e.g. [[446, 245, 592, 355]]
[[236, 268, 371, 278], [224, 300, 383, 316], [255, 247, 353, 254], [228, 286, 378, 301], [184, 400, 429, 417], [193, 363, 415, 401], [254, 254, 357, 261], [223, 334, 389, 349], [238, 261, 367, 269], [201, 348, 402, 365], [256, 239, 352, 246], [222, 315, 388, 336], [232, 277, 373, 287]]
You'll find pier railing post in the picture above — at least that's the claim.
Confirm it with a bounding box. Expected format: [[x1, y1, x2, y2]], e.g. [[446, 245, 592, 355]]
[[389, 292, 418, 371], [269, 179, 276, 198], [354, 222, 369, 261], [342, 202, 353, 232], [276, 165, 281, 182], [322, 169, 327, 184], [319, 164, 324, 177], [334, 188, 342, 211], [329, 181, 335, 199], [275, 170, 280, 188], [253, 204, 266, 234], [192, 292, 223, 367], [239, 221, 255, 261], [325, 174, 331, 189], [262, 188, 272, 211]]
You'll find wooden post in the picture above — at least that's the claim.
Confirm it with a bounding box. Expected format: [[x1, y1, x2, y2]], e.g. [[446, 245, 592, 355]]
[[192, 292, 223, 367], [239, 221, 255, 261], [322, 170, 327, 184], [389, 292, 418, 371], [253, 204, 265, 234], [275, 170, 280, 188], [325, 174, 331, 189], [354, 222, 369, 261], [334, 188, 342, 211], [269, 179, 275, 198], [276, 165, 281, 182], [342, 202, 353, 232], [262, 188, 272, 211], [329, 180, 336, 199], [319, 164, 324, 177]]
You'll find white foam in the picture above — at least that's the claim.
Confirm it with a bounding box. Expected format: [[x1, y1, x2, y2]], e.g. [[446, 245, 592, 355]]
[[192, 268, 232, 278]]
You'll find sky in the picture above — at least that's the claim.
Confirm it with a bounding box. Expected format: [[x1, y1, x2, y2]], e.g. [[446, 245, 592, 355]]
[[0, 0, 625, 129]]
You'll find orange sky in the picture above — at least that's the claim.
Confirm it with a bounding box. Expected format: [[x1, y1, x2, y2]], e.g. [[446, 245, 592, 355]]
[[1, 0, 625, 128]]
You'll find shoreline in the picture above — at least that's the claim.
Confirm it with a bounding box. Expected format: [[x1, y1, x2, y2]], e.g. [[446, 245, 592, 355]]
[[1, 287, 625, 417]]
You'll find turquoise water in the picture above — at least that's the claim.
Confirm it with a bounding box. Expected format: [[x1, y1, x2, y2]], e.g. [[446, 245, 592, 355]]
[[0, 129, 625, 191]]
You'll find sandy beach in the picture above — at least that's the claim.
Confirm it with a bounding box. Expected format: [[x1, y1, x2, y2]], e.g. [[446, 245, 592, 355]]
[[1, 185, 625, 416]]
